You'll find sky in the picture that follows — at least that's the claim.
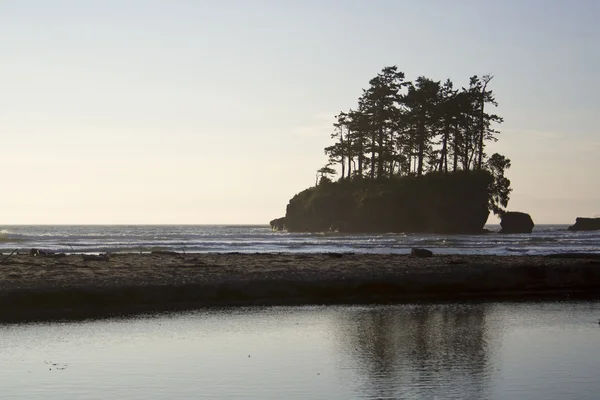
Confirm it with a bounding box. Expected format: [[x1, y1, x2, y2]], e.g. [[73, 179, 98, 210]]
[[1, 0, 599, 224]]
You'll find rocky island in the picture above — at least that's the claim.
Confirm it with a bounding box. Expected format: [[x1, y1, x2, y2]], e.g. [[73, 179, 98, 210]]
[[569, 217, 600, 231], [273, 67, 514, 234]]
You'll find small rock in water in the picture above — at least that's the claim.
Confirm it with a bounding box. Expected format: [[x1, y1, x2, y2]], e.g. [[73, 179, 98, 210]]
[[411, 248, 433, 258]]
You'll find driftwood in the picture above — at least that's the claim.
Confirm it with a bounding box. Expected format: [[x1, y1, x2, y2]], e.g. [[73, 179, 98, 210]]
[[41, 253, 67, 258], [29, 249, 67, 258], [0, 249, 19, 265], [82, 254, 110, 262]]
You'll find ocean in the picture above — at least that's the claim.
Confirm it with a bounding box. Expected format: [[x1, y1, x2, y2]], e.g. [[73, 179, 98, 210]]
[[0, 224, 598, 256]]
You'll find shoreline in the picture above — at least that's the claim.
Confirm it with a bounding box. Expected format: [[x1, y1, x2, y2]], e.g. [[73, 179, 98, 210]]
[[2, 252, 600, 322]]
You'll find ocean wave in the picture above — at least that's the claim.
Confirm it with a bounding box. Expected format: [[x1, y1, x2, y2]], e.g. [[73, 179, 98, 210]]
[[0, 230, 27, 243], [0, 225, 598, 256], [525, 237, 559, 244], [505, 247, 530, 253]]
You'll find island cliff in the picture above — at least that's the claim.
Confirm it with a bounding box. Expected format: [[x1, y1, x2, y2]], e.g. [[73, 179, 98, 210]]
[[285, 171, 492, 233]]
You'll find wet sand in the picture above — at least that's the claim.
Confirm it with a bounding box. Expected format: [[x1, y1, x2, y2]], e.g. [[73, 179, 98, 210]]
[[1, 252, 600, 321]]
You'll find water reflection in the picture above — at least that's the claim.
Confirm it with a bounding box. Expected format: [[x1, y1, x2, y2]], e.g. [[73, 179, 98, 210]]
[[1, 303, 599, 399], [334, 304, 491, 399]]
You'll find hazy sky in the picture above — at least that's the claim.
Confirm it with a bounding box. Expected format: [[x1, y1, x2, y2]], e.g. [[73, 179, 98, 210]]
[[1, 0, 599, 224]]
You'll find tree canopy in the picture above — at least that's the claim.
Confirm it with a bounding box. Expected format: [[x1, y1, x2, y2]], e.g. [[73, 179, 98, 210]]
[[320, 66, 512, 215]]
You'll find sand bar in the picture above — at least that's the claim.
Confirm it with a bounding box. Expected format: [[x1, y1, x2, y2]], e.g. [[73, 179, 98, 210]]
[[1, 252, 600, 322]]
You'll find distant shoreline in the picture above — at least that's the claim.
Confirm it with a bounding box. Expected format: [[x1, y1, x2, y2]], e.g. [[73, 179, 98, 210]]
[[1, 252, 600, 322]]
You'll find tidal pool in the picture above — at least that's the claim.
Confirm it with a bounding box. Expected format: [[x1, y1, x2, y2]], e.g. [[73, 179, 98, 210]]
[[1, 301, 599, 399]]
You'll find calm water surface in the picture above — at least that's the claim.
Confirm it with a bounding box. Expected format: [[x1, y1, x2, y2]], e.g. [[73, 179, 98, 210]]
[[1, 302, 600, 399]]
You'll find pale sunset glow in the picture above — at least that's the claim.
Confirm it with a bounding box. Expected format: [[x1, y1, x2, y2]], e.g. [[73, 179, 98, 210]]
[[2, 0, 599, 224]]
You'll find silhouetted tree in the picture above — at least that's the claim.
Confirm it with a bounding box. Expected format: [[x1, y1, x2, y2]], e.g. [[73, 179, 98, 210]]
[[403, 77, 442, 176], [486, 153, 512, 215], [347, 108, 368, 178], [360, 66, 406, 179], [438, 79, 458, 173], [325, 112, 349, 179], [320, 68, 506, 185], [316, 164, 337, 186], [475, 75, 503, 169]]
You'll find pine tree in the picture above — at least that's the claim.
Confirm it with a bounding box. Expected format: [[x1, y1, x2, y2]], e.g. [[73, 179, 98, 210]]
[[403, 77, 441, 176], [360, 66, 406, 179]]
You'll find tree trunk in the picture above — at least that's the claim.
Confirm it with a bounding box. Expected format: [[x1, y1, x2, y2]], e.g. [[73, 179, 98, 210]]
[[357, 136, 363, 177], [406, 132, 413, 175], [347, 154, 352, 177], [417, 117, 425, 176], [477, 80, 489, 169], [370, 131, 376, 179], [439, 120, 449, 174], [340, 132, 345, 180], [377, 125, 384, 179], [462, 115, 471, 171], [452, 124, 459, 172]]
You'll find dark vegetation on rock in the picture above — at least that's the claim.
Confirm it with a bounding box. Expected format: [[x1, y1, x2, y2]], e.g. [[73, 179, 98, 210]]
[[568, 217, 600, 231], [272, 66, 512, 233], [500, 212, 535, 234]]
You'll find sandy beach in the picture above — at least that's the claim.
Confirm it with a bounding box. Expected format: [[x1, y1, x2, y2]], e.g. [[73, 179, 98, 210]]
[[1, 252, 600, 321]]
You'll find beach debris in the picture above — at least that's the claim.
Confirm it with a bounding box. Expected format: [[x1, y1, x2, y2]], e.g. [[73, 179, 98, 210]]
[[327, 252, 344, 258], [411, 248, 433, 258], [43, 252, 67, 258], [0, 249, 19, 265], [29, 248, 66, 258], [82, 253, 110, 262], [45, 360, 68, 370]]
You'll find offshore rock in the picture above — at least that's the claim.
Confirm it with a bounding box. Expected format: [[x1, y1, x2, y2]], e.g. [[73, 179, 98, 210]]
[[269, 217, 287, 231], [500, 212, 534, 234], [568, 217, 600, 231]]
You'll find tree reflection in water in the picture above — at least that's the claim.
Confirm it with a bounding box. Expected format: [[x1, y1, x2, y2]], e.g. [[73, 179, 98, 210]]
[[332, 304, 491, 399]]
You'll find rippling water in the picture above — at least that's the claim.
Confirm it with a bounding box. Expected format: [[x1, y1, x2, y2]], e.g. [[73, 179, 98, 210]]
[[0, 224, 598, 255], [1, 302, 599, 399]]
